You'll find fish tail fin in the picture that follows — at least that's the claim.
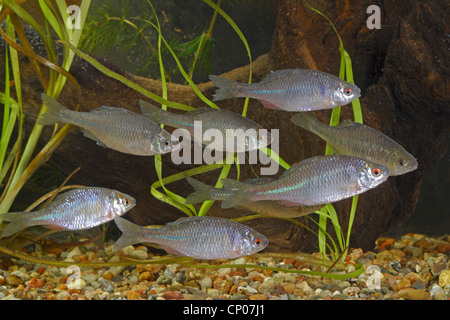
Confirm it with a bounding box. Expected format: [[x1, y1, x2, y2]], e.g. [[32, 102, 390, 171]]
[[185, 177, 213, 204], [289, 111, 320, 133], [38, 93, 69, 125], [209, 75, 240, 101], [138, 100, 169, 124], [220, 178, 251, 209], [0, 212, 30, 238], [113, 217, 149, 251]]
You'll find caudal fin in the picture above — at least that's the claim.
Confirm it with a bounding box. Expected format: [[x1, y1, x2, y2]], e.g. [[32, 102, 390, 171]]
[[185, 177, 214, 204], [289, 111, 320, 133], [113, 217, 148, 251], [138, 100, 169, 124], [220, 178, 252, 209], [209, 75, 240, 101], [38, 93, 69, 126], [1, 212, 30, 238]]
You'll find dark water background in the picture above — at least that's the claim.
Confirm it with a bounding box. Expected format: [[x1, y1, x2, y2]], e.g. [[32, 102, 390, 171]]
[[88, 0, 276, 83]]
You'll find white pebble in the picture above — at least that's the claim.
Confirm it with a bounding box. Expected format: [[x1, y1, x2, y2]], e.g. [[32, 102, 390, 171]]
[[108, 255, 121, 263], [217, 268, 231, 274], [296, 281, 313, 295], [200, 277, 212, 290], [121, 246, 136, 257], [66, 246, 82, 260], [109, 265, 124, 276], [233, 257, 246, 265], [82, 273, 98, 285], [67, 278, 86, 290], [238, 286, 258, 294], [130, 249, 148, 260]]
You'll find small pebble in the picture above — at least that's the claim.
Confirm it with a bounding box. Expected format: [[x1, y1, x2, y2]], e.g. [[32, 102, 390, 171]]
[[200, 277, 212, 290], [67, 278, 86, 290], [6, 275, 23, 286], [397, 288, 430, 300], [162, 291, 183, 300], [438, 270, 450, 287]]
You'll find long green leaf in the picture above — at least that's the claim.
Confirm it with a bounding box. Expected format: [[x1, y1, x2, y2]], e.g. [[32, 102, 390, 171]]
[[148, 0, 197, 217], [62, 41, 195, 111], [303, 0, 363, 260]]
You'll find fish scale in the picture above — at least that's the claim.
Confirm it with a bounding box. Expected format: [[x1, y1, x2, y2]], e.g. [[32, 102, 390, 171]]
[[220, 154, 390, 209], [0, 187, 136, 238], [113, 216, 268, 260], [38, 94, 179, 156], [210, 69, 361, 111], [184, 177, 322, 218], [139, 100, 272, 152], [290, 112, 418, 175]]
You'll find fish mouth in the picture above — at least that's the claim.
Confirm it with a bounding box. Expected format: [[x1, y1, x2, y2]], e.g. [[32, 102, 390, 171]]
[[170, 141, 181, 152]]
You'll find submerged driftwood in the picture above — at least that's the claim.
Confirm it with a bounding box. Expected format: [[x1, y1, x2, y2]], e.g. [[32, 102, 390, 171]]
[[3, 0, 449, 252]]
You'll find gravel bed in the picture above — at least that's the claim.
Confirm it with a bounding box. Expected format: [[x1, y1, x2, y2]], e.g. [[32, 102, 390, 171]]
[[0, 233, 449, 301]]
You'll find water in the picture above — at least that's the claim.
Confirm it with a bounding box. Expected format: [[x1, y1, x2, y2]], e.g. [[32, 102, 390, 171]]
[[384, 138, 450, 238], [85, 0, 449, 238], [88, 0, 276, 83], [1, 0, 448, 247]]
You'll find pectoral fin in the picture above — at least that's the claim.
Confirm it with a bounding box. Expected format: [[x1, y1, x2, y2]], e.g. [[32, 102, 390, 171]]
[[81, 129, 109, 148]]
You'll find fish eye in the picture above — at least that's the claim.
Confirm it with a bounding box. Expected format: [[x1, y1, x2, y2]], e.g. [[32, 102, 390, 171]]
[[164, 140, 170, 146], [399, 159, 406, 166], [372, 168, 381, 176], [123, 198, 130, 206], [254, 238, 263, 246], [344, 88, 353, 96]]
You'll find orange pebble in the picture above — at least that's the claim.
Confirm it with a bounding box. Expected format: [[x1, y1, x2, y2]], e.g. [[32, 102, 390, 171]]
[[57, 283, 67, 290], [127, 291, 141, 300], [37, 266, 46, 275], [381, 238, 395, 248], [251, 274, 264, 282], [263, 269, 272, 277]]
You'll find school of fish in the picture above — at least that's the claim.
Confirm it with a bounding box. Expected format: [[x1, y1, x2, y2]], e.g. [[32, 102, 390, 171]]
[[0, 66, 417, 260]]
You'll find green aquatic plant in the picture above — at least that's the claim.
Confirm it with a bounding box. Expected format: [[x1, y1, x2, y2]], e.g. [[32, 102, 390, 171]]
[[79, 0, 228, 82], [0, 0, 90, 221], [303, 0, 363, 262]]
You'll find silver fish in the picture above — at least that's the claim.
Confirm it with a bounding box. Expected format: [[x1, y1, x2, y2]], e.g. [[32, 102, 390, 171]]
[[185, 177, 322, 218], [220, 154, 390, 209], [113, 216, 268, 260], [209, 69, 361, 111], [38, 94, 180, 156], [139, 100, 272, 152], [1, 187, 136, 238], [290, 112, 418, 175]]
